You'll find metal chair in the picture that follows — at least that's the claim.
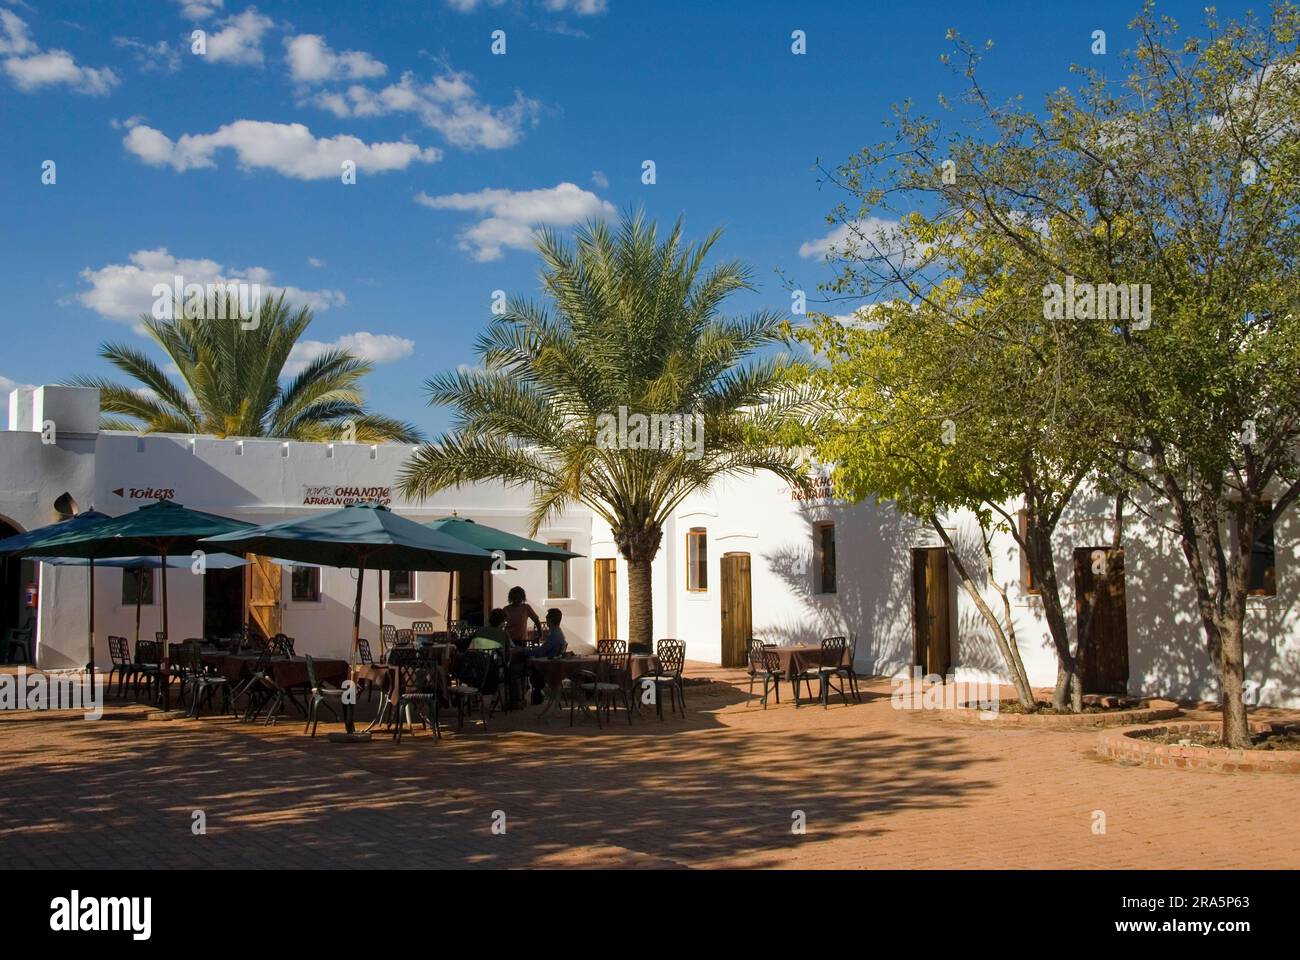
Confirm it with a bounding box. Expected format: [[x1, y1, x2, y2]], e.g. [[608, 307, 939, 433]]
[[107, 636, 135, 698], [355, 638, 376, 701], [183, 640, 231, 717], [392, 650, 441, 743], [379, 624, 399, 662], [640, 639, 686, 720], [448, 649, 495, 730], [4, 625, 33, 664], [303, 655, 350, 736], [269, 633, 295, 656], [411, 620, 435, 642], [229, 647, 274, 722], [133, 639, 163, 702], [573, 644, 632, 728], [793, 636, 849, 708], [748, 641, 784, 709], [834, 633, 862, 703]]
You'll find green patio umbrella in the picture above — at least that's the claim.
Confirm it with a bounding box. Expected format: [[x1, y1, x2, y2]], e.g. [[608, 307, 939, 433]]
[[202, 502, 499, 662], [0, 510, 113, 676], [12, 500, 254, 707], [425, 515, 582, 629]]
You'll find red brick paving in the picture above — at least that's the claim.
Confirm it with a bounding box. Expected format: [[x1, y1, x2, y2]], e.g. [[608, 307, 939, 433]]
[[0, 665, 1296, 869]]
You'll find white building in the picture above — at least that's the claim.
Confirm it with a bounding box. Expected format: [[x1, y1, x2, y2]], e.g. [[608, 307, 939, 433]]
[[4, 385, 1297, 707]]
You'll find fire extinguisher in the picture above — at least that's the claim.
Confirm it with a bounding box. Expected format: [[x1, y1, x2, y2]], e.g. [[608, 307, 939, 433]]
[[24, 581, 37, 609]]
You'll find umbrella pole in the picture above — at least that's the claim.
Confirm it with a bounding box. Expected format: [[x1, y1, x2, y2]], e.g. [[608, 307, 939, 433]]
[[352, 560, 366, 665], [377, 569, 383, 633], [447, 571, 455, 633], [87, 558, 95, 682], [160, 548, 171, 710], [135, 573, 142, 648]]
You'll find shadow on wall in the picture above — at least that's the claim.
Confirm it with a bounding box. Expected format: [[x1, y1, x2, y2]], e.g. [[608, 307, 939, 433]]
[[759, 499, 915, 674]]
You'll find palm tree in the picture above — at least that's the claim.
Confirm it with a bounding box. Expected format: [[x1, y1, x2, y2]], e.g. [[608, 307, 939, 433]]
[[397, 211, 812, 649], [69, 293, 422, 443]]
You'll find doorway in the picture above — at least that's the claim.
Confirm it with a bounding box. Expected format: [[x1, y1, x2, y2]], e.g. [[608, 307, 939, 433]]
[[593, 558, 617, 641], [245, 554, 282, 640], [0, 518, 35, 658], [720, 552, 752, 667], [204, 566, 245, 638], [454, 570, 489, 628], [912, 547, 952, 676], [1073, 546, 1129, 694]]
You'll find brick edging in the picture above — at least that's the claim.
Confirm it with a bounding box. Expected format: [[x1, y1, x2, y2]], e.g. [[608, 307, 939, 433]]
[[1098, 721, 1300, 773], [916, 701, 1181, 729]]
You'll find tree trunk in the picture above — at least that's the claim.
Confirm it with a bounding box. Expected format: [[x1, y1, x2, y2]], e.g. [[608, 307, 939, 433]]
[[614, 524, 663, 653], [625, 556, 654, 651], [1027, 524, 1077, 710], [1220, 500, 1254, 748]]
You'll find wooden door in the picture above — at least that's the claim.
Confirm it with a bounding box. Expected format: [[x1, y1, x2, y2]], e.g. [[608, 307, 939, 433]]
[[594, 558, 617, 641], [1074, 547, 1129, 694], [912, 548, 952, 675], [246, 554, 282, 639], [720, 552, 752, 668]]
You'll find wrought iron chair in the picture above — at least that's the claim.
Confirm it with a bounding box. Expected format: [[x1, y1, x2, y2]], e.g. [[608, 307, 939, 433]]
[[379, 624, 399, 662], [793, 636, 849, 708], [747, 640, 784, 709], [269, 633, 295, 657], [355, 637, 376, 701], [834, 633, 862, 703], [392, 650, 441, 743], [448, 649, 496, 730], [133, 639, 163, 702], [4, 625, 33, 664], [573, 644, 632, 728], [107, 636, 135, 698], [411, 620, 436, 642], [639, 639, 686, 720], [303, 655, 350, 736], [229, 647, 274, 722], [184, 639, 231, 717]]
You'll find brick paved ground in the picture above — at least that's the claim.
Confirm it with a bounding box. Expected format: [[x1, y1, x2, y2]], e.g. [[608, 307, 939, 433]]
[[1, 665, 1296, 869]]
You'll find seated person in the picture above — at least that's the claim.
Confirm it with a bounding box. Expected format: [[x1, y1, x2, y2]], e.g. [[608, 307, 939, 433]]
[[469, 608, 510, 651], [524, 608, 567, 658]]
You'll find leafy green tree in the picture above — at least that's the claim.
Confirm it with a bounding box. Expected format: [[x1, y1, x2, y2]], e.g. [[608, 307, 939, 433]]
[[70, 293, 422, 443], [811, 2, 1300, 743], [397, 211, 812, 649]]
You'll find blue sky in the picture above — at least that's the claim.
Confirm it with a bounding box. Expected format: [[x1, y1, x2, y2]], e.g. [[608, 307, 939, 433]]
[[0, 0, 1254, 436]]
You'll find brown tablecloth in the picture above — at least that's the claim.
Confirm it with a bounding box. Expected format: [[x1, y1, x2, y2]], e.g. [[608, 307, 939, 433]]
[[528, 654, 659, 688], [201, 653, 348, 688], [768, 644, 850, 676]]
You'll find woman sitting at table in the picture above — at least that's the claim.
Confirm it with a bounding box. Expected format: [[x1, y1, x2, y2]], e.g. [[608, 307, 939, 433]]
[[469, 608, 510, 651], [503, 586, 542, 648]]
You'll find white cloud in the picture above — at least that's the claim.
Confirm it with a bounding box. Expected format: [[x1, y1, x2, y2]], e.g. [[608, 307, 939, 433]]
[[307, 257, 325, 268], [1, 374, 34, 395], [114, 36, 182, 73], [285, 34, 385, 85], [74, 248, 346, 324], [175, 0, 224, 18], [799, 217, 906, 261], [1, 11, 118, 95], [204, 7, 274, 66], [123, 118, 441, 180], [0, 10, 35, 55], [306, 67, 540, 150], [542, 0, 608, 14], [446, 0, 605, 13], [285, 332, 414, 375], [415, 182, 614, 261], [590, 169, 608, 189]]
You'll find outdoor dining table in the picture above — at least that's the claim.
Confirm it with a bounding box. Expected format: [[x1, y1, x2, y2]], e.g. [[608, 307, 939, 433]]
[[527, 654, 660, 718], [356, 644, 455, 732], [200, 652, 350, 720], [766, 644, 851, 701]]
